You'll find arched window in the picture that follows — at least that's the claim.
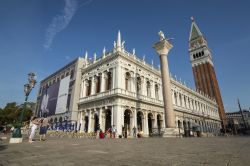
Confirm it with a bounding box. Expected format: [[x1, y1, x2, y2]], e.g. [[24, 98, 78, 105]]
[[202, 51, 204, 55], [184, 96, 187, 108], [95, 75, 101, 93], [199, 52, 202, 57], [125, 72, 131, 91], [188, 98, 190, 109], [146, 81, 151, 97], [86, 79, 92, 96], [174, 92, 177, 105], [155, 84, 159, 100], [136, 77, 141, 94], [106, 72, 112, 90], [193, 54, 195, 59], [179, 94, 182, 107]]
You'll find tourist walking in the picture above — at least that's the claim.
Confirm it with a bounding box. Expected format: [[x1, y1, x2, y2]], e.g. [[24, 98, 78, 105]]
[[29, 117, 40, 143], [99, 129, 105, 139], [132, 126, 137, 138], [39, 113, 49, 141], [112, 125, 117, 138]]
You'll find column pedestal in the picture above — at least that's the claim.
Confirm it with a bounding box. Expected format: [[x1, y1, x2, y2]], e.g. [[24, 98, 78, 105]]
[[9, 138, 23, 143], [162, 128, 179, 137]]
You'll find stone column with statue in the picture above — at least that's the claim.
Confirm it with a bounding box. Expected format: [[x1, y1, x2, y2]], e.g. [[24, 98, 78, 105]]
[[153, 31, 179, 137]]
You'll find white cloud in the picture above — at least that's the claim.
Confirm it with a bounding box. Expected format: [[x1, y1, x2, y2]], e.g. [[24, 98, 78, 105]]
[[43, 0, 78, 49]]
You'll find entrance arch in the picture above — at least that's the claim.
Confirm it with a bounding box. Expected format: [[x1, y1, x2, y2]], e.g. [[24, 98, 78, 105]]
[[187, 121, 191, 136], [94, 113, 99, 132], [137, 111, 143, 132], [157, 114, 162, 129], [157, 114, 163, 135], [177, 120, 181, 136], [148, 113, 153, 135], [105, 109, 111, 132], [124, 109, 132, 138], [84, 116, 89, 132]]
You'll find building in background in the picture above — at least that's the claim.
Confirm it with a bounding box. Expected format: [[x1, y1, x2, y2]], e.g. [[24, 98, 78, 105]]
[[35, 57, 85, 129], [188, 18, 227, 131], [226, 110, 250, 134]]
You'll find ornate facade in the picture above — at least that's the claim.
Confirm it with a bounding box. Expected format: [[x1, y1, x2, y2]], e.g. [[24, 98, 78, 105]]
[[77, 31, 221, 137]]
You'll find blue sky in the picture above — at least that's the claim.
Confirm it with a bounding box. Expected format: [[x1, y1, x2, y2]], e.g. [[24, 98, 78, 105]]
[[0, 0, 249, 112]]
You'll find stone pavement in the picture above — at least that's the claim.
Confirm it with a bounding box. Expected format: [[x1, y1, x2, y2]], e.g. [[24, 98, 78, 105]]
[[0, 135, 250, 166]]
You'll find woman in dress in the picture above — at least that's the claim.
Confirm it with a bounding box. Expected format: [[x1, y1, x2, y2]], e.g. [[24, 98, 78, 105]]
[[29, 117, 40, 143]]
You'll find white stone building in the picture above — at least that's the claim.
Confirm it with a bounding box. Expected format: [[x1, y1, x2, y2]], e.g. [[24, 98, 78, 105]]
[[77, 31, 221, 137]]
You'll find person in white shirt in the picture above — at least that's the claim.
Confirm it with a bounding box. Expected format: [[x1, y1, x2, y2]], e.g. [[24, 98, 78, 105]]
[[29, 117, 41, 143]]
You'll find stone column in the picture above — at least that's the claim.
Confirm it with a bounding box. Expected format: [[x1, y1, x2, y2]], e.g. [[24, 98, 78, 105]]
[[150, 81, 155, 98], [159, 84, 163, 101], [111, 106, 114, 127], [82, 111, 86, 132], [131, 72, 136, 93], [176, 93, 180, 106], [171, 90, 175, 105], [182, 94, 185, 107], [99, 108, 103, 131], [101, 72, 106, 92], [112, 68, 116, 89], [144, 110, 149, 136], [113, 105, 122, 136], [80, 80, 84, 98], [88, 110, 93, 132], [141, 77, 146, 96], [153, 32, 175, 129], [85, 80, 89, 96], [91, 77, 96, 95], [153, 112, 158, 128], [80, 111, 84, 132], [121, 67, 125, 90], [115, 65, 122, 89], [133, 109, 137, 129]]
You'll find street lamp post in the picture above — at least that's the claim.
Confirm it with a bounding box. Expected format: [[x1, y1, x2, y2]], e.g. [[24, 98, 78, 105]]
[[10, 72, 36, 143]]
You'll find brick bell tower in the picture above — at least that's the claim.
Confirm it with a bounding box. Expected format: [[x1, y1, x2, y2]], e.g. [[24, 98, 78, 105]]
[[189, 17, 226, 131]]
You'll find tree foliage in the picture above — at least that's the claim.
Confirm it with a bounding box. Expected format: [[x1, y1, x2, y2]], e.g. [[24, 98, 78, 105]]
[[0, 102, 34, 126]]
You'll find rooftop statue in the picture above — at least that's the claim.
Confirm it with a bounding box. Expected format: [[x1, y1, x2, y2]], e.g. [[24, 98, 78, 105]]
[[158, 31, 165, 41]]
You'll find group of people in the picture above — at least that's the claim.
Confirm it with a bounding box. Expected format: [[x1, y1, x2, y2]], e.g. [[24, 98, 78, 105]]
[[98, 125, 141, 138], [29, 113, 50, 143], [99, 125, 117, 139]]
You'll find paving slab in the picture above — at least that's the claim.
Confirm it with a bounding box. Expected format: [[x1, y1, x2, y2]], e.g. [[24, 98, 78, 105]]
[[0, 135, 250, 166]]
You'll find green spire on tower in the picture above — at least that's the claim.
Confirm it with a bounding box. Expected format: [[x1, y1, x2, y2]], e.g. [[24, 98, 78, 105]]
[[189, 17, 203, 41]]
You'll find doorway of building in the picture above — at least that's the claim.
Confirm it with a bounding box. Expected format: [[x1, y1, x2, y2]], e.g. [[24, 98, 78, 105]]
[[137, 111, 143, 132], [148, 113, 153, 135], [124, 109, 132, 138], [105, 109, 111, 132], [84, 116, 89, 132], [94, 113, 99, 132]]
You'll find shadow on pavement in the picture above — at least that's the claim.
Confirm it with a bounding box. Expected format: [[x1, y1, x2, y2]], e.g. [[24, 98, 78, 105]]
[[0, 144, 8, 151]]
